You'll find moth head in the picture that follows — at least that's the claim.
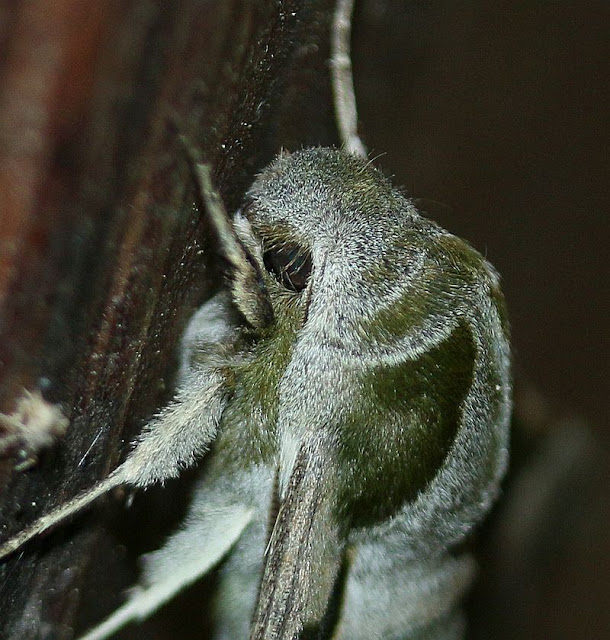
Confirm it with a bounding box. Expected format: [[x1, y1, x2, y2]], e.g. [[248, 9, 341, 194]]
[[227, 147, 506, 360], [232, 148, 435, 340]]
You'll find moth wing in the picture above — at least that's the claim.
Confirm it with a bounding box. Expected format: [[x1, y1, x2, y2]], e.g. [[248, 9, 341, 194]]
[[250, 433, 343, 640], [331, 538, 474, 640]]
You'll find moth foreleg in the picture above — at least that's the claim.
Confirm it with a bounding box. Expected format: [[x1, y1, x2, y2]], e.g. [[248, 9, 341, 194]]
[[0, 369, 229, 560], [0, 473, 123, 561], [117, 368, 228, 487]]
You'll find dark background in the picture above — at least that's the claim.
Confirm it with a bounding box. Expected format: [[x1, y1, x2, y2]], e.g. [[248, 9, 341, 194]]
[[352, 3, 608, 639], [356, 1, 609, 442]]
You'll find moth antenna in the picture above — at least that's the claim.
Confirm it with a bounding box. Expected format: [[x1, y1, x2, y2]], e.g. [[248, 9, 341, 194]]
[[331, 0, 367, 158], [0, 471, 123, 560], [178, 135, 274, 329]]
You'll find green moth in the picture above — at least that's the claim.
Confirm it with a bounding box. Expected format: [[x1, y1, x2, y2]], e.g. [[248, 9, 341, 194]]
[[0, 147, 511, 639]]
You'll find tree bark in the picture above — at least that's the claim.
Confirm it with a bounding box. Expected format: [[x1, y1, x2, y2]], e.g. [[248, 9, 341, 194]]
[[0, 2, 337, 638]]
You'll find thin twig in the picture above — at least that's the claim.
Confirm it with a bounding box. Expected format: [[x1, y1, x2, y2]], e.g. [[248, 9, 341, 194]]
[[331, 0, 367, 158]]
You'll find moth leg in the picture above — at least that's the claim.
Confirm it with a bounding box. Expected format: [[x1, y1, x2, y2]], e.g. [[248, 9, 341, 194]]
[[0, 368, 229, 560], [76, 500, 253, 640], [332, 543, 475, 640], [211, 497, 270, 640], [117, 368, 228, 488], [0, 473, 124, 561]]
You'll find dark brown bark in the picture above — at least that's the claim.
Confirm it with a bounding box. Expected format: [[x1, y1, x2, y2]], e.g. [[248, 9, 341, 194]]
[[0, 2, 337, 638]]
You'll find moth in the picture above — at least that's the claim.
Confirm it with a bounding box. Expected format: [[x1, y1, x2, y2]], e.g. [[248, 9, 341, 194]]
[[0, 145, 511, 640], [0, 0, 511, 635]]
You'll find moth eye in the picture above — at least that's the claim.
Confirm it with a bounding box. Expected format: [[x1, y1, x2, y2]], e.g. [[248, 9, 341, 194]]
[[263, 244, 312, 292]]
